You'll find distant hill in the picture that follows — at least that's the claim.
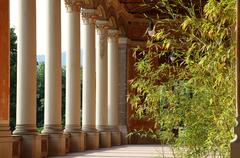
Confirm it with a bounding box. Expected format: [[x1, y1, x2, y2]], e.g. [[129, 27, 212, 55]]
[[37, 52, 66, 66]]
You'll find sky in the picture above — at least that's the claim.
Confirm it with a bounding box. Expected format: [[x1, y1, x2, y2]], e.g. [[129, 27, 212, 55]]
[[10, 0, 68, 55]]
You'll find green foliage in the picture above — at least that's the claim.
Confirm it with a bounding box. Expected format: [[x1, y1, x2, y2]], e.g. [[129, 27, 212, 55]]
[[36, 62, 45, 127], [129, 0, 236, 157], [35, 63, 67, 128], [61, 66, 66, 126], [10, 28, 17, 131]]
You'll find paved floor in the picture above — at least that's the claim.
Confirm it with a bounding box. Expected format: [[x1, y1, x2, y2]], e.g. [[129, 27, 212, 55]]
[[51, 145, 176, 158]]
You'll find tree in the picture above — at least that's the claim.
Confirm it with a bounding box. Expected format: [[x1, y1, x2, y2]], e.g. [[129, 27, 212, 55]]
[[36, 62, 45, 128], [61, 65, 66, 126], [10, 28, 17, 131], [36, 63, 67, 129], [129, 0, 236, 157]]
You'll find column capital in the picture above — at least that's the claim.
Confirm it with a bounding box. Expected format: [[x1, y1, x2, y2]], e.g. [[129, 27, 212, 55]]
[[108, 29, 119, 42], [65, 0, 82, 12], [96, 20, 109, 35], [81, 8, 96, 25]]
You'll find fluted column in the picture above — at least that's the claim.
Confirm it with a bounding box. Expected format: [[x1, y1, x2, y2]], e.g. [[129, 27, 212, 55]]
[[64, 1, 85, 152], [81, 8, 99, 150], [42, 0, 66, 156], [108, 29, 121, 146], [13, 0, 41, 157], [96, 20, 111, 148]]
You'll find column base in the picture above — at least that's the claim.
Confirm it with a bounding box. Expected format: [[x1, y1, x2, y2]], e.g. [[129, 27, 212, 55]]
[[47, 133, 66, 156], [20, 134, 41, 158], [111, 131, 121, 146], [13, 125, 38, 135], [99, 131, 111, 148], [64, 125, 85, 152], [65, 134, 70, 153], [40, 134, 48, 158], [42, 125, 62, 134], [12, 135, 21, 158], [119, 125, 128, 145], [0, 136, 13, 158], [85, 131, 99, 150]]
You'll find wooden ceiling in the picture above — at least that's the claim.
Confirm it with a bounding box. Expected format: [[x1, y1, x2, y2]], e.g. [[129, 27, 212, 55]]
[[117, 0, 207, 41], [119, 0, 207, 19], [119, 0, 159, 18]]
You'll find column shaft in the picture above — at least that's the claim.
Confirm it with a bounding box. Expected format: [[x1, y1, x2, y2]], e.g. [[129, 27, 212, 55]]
[[64, 3, 85, 152], [13, 0, 42, 157], [108, 30, 121, 146], [96, 20, 111, 148], [81, 9, 97, 132], [43, 0, 62, 133], [65, 8, 81, 132], [96, 20, 108, 131], [81, 8, 99, 150], [14, 0, 37, 134], [108, 30, 119, 130], [42, 0, 67, 156]]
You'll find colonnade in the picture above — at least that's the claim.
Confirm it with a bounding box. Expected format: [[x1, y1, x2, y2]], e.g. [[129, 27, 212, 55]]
[[13, 0, 122, 157]]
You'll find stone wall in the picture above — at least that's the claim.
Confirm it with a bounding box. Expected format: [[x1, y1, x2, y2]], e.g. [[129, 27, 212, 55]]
[[0, 0, 13, 157]]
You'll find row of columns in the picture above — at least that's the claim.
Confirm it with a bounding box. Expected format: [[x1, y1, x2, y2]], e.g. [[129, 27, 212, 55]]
[[13, 0, 121, 157]]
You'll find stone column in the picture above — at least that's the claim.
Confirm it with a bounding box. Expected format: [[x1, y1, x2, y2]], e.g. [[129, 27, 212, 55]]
[[231, 0, 240, 157], [0, 0, 13, 157], [108, 29, 121, 146], [41, 0, 66, 156], [96, 20, 111, 148], [13, 0, 41, 157], [64, 1, 85, 152], [118, 37, 128, 145], [81, 8, 99, 150]]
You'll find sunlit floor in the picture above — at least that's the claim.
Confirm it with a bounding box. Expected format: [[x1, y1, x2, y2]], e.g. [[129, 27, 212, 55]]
[[51, 145, 175, 158]]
